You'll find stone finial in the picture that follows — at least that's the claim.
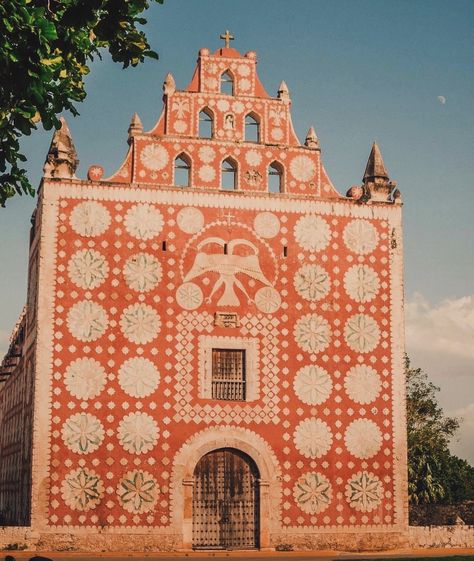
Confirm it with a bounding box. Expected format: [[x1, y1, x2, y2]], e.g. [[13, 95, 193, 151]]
[[163, 72, 176, 96], [358, 141, 399, 204], [43, 117, 78, 179], [305, 126, 319, 149], [277, 80, 290, 100], [363, 141, 389, 183], [128, 112, 143, 140]]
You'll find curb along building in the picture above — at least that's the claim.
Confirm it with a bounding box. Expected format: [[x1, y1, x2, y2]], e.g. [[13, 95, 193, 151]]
[[0, 35, 408, 551]]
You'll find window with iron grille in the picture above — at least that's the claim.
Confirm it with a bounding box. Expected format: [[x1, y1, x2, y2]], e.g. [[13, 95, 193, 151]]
[[212, 349, 246, 400]]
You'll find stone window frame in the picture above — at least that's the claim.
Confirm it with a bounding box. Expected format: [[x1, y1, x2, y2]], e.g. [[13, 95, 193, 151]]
[[198, 335, 259, 402]]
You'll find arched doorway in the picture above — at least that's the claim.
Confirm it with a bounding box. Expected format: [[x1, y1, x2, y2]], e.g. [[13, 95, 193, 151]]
[[192, 448, 260, 549]]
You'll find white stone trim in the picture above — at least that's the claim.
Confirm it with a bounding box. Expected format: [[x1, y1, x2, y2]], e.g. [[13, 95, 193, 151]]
[[30, 194, 59, 530], [198, 335, 259, 401], [388, 207, 409, 530], [43, 181, 401, 220], [170, 426, 282, 548]]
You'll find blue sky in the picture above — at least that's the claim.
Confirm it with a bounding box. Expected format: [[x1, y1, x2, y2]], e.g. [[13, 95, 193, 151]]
[[1, 0, 473, 459]]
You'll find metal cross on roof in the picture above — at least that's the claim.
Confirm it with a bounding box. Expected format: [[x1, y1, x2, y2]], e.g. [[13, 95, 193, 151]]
[[220, 30, 235, 49]]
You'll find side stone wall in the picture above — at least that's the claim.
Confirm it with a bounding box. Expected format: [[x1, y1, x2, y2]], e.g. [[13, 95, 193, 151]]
[[408, 525, 474, 549], [1, 526, 473, 552]]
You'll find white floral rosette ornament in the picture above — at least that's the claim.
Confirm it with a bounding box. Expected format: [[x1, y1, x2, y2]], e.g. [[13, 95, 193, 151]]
[[64, 357, 107, 400], [294, 313, 331, 353], [344, 364, 381, 404], [253, 212, 280, 239], [294, 418, 333, 458], [344, 264, 380, 303], [290, 155, 316, 182], [117, 470, 159, 514], [61, 467, 105, 511], [68, 249, 109, 289], [176, 282, 203, 310], [61, 413, 105, 455], [343, 219, 379, 255], [294, 215, 330, 252], [124, 204, 164, 240], [177, 207, 205, 234], [123, 253, 162, 292], [344, 418, 382, 459], [294, 365, 332, 405], [255, 286, 281, 313], [118, 357, 160, 398], [67, 300, 108, 342], [139, 143, 169, 171], [345, 471, 383, 512], [70, 201, 111, 237], [119, 303, 160, 345], [117, 412, 159, 454], [294, 264, 330, 301], [294, 472, 333, 514], [344, 313, 380, 353]]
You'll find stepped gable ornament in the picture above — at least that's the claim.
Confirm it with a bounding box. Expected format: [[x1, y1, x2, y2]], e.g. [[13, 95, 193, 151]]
[[43, 116, 79, 179]]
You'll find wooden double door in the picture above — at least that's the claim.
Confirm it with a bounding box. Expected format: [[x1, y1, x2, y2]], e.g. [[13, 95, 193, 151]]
[[192, 448, 260, 549]]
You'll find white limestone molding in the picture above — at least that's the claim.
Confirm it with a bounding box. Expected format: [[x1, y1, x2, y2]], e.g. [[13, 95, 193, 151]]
[[387, 208, 409, 530], [170, 426, 282, 548], [30, 193, 59, 531], [42, 180, 401, 221], [198, 335, 260, 401]]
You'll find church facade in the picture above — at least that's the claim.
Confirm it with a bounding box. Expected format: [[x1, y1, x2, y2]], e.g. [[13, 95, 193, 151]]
[[0, 37, 408, 551]]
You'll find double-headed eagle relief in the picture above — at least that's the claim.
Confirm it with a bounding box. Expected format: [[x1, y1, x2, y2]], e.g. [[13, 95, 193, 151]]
[[184, 237, 272, 306], [176, 228, 281, 313]]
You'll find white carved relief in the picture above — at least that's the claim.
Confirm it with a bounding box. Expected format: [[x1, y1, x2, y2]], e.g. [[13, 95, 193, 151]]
[[61, 413, 104, 455], [290, 155, 316, 182], [294, 418, 333, 459], [344, 314, 380, 353], [117, 470, 159, 514], [345, 471, 383, 512], [123, 253, 162, 292], [139, 144, 169, 171], [294, 472, 332, 514], [294, 215, 330, 252], [117, 412, 159, 454], [119, 303, 161, 344], [180, 238, 274, 308], [61, 467, 104, 511], [344, 264, 380, 303], [294, 365, 332, 405], [253, 212, 280, 239], [124, 204, 164, 240], [70, 201, 111, 237], [118, 357, 160, 398], [344, 364, 381, 404], [343, 219, 379, 255], [68, 249, 109, 289], [198, 146, 216, 164], [67, 300, 108, 342], [294, 313, 331, 353], [294, 264, 330, 301], [64, 357, 107, 400], [344, 418, 382, 459]]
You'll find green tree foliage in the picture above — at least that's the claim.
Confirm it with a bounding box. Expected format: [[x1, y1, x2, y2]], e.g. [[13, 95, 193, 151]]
[[406, 355, 474, 504], [0, 0, 163, 206]]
